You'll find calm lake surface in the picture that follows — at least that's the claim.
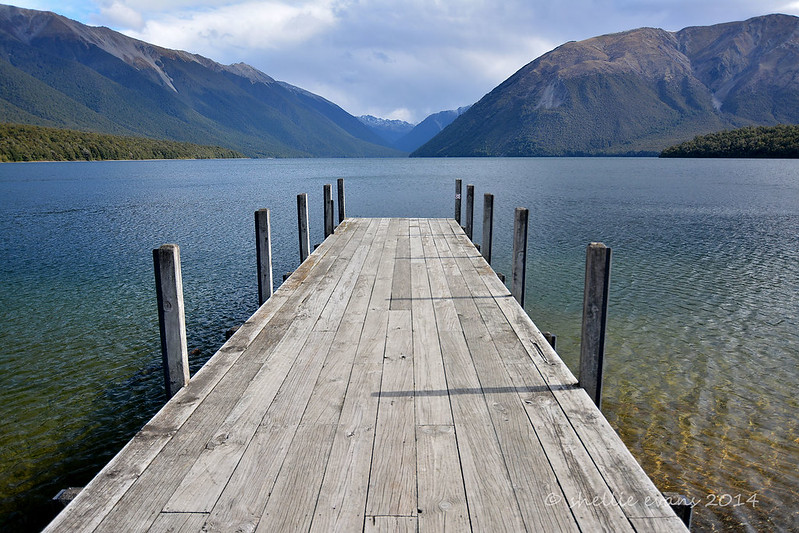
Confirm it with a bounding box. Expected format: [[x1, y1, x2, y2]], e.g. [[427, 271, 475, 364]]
[[1, 158, 797, 532]]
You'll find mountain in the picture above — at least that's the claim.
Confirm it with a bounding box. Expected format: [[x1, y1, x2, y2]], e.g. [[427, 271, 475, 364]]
[[357, 115, 414, 145], [358, 106, 471, 152], [393, 106, 470, 152], [413, 14, 799, 157], [0, 4, 400, 157]]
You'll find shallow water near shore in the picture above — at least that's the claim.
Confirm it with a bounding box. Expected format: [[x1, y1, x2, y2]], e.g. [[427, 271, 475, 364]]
[[1, 157, 797, 532]]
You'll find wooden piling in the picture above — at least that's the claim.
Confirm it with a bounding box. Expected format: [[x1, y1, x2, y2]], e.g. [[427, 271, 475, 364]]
[[152, 244, 190, 398], [482, 193, 494, 264], [455, 179, 462, 225], [511, 207, 529, 306], [543, 332, 557, 350], [297, 193, 310, 263], [324, 184, 334, 238], [465, 184, 474, 240], [255, 208, 273, 306], [579, 242, 611, 409], [337, 178, 346, 224]]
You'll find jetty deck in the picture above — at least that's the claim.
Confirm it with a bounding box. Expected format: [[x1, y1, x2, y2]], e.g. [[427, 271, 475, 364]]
[[46, 218, 687, 532]]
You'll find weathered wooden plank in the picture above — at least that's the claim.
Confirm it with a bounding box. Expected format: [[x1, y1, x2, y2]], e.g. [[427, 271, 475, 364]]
[[390, 220, 412, 310], [364, 516, 417, 533], [366, 310, 417, 517], [411, 220, 452, 426], [416, 425, 469, 532], [311, 363, 383, 532], [629, 516, 692, 532], [420, 220, 460, 332], [199, 330, 336, 531], [315, 218, 379, 332], [255, 423, 337, 532], [148, 512, 208, 533]]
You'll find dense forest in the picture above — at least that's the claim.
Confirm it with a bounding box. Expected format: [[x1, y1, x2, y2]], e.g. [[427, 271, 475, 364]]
[[0, 123, 244, 162], [660, 124, 799, 158]]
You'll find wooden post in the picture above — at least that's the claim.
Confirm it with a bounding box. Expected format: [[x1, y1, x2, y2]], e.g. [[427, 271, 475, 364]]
[[482, 193, 494, 264], [579, 242, 611, 409], [465, 184, 474, 240], [511, 207, 529, 306], [297, 193, 310, 263], [337, 178, 346, 224], [543, 332, 557, 350], [255, 208, 273, 306], [324, 184, 334, 238], [455, 179, 462, 225], [153, 244, 190, 399]]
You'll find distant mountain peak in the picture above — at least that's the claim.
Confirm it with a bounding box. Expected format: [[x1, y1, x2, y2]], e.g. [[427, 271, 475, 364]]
[[414, 14, 799, 157]]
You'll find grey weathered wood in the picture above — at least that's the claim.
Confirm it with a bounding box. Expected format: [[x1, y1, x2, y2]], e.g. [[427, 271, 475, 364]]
[[366, 310, 416, 516], [416, 425, 469, 531], [464, 184, 474, 240], [153, 244, 190, 399], [297, 192, 310, 263], [324, 184, 334, 238], [337, 178, 346, 224], [580, 242, 611, 409], [481, 193, 494, 264], [511, 207, 529, 307], [455, 178, 462, 224], [255, 209, 273, 306], [49, 217, 688, 533]]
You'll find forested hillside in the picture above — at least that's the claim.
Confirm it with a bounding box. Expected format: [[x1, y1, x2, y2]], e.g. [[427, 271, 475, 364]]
[[660, 124, 799, 158], [0, 123, 243, 162]]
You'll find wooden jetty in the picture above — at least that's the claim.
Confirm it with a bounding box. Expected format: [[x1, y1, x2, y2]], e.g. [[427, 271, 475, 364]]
[[45, 217, 688, 532]]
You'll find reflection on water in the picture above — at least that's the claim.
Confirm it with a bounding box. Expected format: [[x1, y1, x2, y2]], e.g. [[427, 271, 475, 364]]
[[0, 158, 797, 531]]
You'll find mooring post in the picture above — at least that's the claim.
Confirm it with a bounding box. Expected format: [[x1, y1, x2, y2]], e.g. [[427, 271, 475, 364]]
[[465, 184, 474, 240], [337, 178, 346, 224], [543, 332, 557, 350], [511, 207, 529, 306], [455, 179, 462, 225], [482, 193, 494, 264], [152, 244, 190, 399], [579, 242, 612, 409], [324, 184, 334, 238], [297, 193, 310, 263], [255, 208, 273, 306]]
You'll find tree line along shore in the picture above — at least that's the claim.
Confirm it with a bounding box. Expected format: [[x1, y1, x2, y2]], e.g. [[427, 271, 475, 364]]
[[660, 124, 799, 158], [3, 122, 799, 162], [0, 123, 244, 162]]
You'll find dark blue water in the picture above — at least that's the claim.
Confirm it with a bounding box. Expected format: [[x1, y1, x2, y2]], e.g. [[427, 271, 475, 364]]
[[1, 158, 797, 532]]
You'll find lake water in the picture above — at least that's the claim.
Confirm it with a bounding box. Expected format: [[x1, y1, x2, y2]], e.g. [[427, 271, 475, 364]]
[[1, 158, 797, 532]]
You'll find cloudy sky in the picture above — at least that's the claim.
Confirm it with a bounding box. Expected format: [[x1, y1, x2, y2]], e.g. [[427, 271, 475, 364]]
[[10, 1, 799, 123]]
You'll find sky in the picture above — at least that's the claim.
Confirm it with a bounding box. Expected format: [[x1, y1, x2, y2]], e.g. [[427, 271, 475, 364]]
[[9, 1, 799, 123]]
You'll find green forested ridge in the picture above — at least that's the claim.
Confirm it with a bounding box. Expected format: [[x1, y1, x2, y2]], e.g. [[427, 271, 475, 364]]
[[0, 123, 244, 162], [660, 124, 799, 158]]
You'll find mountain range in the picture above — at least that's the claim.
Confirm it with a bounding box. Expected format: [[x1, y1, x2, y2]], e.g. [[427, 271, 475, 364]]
[[3, 5, 799, 159], [413, 14, 799, 157], [358, 106, 470, 152], [0, 4, 402, 157]]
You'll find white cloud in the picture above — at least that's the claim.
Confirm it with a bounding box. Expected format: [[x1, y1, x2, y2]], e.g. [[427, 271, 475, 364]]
[[120, 1, 338, 52]]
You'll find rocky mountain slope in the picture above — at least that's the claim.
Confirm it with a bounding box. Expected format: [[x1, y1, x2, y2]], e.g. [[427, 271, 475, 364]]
[[413, 14, 799, 157], [0, 4, 399, 157]]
